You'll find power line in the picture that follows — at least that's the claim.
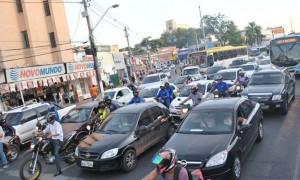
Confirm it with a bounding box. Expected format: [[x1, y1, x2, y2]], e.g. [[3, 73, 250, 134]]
[[0, 47, 73, 63]]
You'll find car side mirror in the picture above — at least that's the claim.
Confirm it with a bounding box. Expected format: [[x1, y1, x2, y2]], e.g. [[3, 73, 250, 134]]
[[239, 124, 252, 133]]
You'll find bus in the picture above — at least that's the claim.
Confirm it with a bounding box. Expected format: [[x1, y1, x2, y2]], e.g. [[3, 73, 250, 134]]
[[188, 45, 248, 68], [270, 35, 300, 74]]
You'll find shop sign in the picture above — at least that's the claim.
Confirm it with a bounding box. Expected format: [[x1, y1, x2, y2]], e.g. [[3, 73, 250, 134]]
[[5, 64, 65, 83], [66, 61, 94, 73]]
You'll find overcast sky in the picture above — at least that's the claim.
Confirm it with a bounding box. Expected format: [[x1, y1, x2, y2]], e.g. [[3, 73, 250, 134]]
[[65, 0, 300, 48]]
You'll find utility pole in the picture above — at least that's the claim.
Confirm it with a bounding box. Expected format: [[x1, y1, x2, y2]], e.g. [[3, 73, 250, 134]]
[[124, 27, 133, 78], [82, 0, 104, 97], [290, 16, 295, 33], [198, 6, 206, 50]]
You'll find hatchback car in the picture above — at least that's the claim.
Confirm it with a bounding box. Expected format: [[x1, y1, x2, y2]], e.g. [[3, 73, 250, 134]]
[[215, 68, 243, 85], [75, 102, 175, 172], [140, 73, 168, 89], [104, 87, 133, 104], [164, 98, 263, 179]]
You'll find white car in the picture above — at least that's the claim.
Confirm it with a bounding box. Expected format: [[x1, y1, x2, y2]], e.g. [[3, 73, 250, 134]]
[[4, 103, 75, 144], [215, 68, 243, 85], [240, 63, 259, 78], [170, 64, 176, 69], [140, 83, 179, 102], [182, 66, 207, 80], [140, 73, 168, 89], [104, 87, 133, 104], [169, 80, 214, 119], [259, 59, 274, 69]]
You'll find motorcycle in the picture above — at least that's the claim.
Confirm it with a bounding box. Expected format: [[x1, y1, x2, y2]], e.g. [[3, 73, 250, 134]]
[[3, 136, 20, 162], [212, 89, 228, 99], [228, 83, 244, 97]]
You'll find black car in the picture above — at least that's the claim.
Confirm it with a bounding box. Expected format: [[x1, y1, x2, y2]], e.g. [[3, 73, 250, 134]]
[[242, 68, 295, 114], [75, 102, 175, 172], [164, 98, 263, 179], [229, 59, 247, 68], [207, 65, 225, 79]]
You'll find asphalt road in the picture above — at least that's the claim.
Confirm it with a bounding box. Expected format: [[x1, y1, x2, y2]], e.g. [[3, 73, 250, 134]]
[[2, 70, 300, 180]]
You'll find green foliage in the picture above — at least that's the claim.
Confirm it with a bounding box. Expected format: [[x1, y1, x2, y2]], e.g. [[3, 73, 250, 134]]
[[245, 22, 263, 46]]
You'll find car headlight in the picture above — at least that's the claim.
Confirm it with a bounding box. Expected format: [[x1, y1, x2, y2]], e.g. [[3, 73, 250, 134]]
[[101, 148, 119, 159], [86, 125, 91, 131], [236, 85, 241, 91], [206, 150, 228, 167], [272, 94, 282, 101], [75, 147, 79, 157], [214, 94, 219, 98]]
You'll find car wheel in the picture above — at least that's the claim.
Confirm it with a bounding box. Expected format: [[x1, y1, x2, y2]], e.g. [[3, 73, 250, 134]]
[[256, 121, 263, 142], [229, 156, 242, 180], [121, 149, 137, 172], [280, 99, 288, 115]]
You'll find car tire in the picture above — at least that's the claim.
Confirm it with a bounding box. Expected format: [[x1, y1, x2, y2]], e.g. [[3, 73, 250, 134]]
[[121, 149, 137, 172], [228, 156, 242, 180], [280, 99, 288, 115], [256, 121, 263, 143]]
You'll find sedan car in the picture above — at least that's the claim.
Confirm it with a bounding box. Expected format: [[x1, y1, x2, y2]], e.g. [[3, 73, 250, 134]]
[[229, 59, 247, 68], [206, 65, 225, 80], [104, 87, 133, 104], [215, 68, 243, 85], [140, 73, 168, 89], [164, 98, 264, 179], [75, 102, 175, 172], [242, 68, 295, 114], [240, 63, 259, 78]]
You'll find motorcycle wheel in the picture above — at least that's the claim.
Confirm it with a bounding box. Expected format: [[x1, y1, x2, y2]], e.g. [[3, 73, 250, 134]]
[[19, 159, 42, 180], [63, 142, 77, 164], [7, 144, 20, 162]]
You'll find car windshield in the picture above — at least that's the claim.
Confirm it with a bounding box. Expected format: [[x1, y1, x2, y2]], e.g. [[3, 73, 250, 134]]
[[5, 112, 22, 126], [100, 113, 137, 134], [142, 75, 160, 84], [207, 66, 222, 74], [61, 108, 92, 123], [104, 91, 116, 99], [271, 42, 300, 66], [241, 65, 255, 71], [178, 111, 233, 134], [183, 68, 199, 76], [217, 71, 237, 81], [232, 59, 245, 65], [179, 84, 205, 97], [249, 72, 283, 85], [140, 88, 159, 98], [260, 60, 271, 65], [174, 76, 187, 84]]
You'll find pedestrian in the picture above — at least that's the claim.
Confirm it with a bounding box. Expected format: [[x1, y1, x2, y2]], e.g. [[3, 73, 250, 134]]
[[63, 91, 69, 104], [89, 85, 98, 101], [131, 76, 136, 84], [69, 89, 75, 104]]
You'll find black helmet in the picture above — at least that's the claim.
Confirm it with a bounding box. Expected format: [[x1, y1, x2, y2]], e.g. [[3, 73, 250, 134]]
[[0, 117, 6, 126], [104, 96, 112, 104], [152, 148, 177, 174], [47, 113, 56, 123]]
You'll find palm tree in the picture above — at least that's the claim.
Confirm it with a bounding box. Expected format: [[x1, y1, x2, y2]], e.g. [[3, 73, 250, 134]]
[[245, 22, 263, 46]]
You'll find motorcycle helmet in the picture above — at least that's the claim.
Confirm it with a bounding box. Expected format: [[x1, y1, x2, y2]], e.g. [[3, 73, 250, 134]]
[[152, 148, 177, 174], [239, 71, 245, 76], [104, 96, 112, 104], [47, 113, 56, 123], [0, 117, 6, 127]]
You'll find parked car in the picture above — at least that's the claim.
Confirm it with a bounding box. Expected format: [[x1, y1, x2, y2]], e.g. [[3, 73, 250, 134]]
[[75, 102, 175, 172], [169, 80, 214, 119], [104, 87, 133, 104], [173, 76, 188, 90], [207, 65, 225, 80], [140, 73, 168, 89], [164, 98, 264, 180], [140, 83, 179, 102], [229, 58, 247, 68], [242, 68, 295, 114], [215, 68, 243, 85], [240, 63, 259, 78], [4, 103, 75, 144]]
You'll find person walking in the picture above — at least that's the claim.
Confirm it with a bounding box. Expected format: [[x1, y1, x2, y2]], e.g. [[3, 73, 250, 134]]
[[89, 85, 98, 101]]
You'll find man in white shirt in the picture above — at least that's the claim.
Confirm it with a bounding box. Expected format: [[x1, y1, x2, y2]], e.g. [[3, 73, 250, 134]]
[[0, 126, 8, 168], [43, 113, 63, 176]]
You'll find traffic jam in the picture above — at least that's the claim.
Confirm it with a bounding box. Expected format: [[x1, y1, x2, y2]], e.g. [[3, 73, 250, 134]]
[[0, 36, 299, 180]]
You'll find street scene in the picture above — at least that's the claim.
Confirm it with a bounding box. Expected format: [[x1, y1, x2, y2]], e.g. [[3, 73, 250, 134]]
[[0, 0, 300, 180]]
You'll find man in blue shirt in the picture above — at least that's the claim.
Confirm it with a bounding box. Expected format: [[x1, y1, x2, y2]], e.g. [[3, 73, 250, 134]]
[[165, 82, 174, 100], [156, 86, 171, 108], [212, 75, 230, 97], [128, 91, 145, 104]]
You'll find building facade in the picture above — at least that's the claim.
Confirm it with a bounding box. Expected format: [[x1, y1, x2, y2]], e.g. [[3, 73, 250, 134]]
[[165, 19, 189, 33]]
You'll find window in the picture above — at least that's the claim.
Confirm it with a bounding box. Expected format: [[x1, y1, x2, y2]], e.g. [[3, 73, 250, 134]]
[[150, 106, 164, 120], [121, 89, 130, 96], [21, 31, 30, 48], [43, 0, 51, 16], [16, 0, 23, 12], [100, 113, 137, 134], [80, 79, 87, 94], [116, 91, 123, 98], [61, 108, 92, 123], [22, 110, 38, 123], [49, 32, 57, 48], [238, 100, 254, 119], [138, 110, 153, 127], [36, 105, 49, 116]]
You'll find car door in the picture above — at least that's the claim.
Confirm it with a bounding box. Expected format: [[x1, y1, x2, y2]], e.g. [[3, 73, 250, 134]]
[[149, 106, 168, 143], [115, 90, 125, 104], [121, 89, 132, 103], [135, 110, 154, 155], [19, 109, 39, 142], [284, 70, 294, 101]]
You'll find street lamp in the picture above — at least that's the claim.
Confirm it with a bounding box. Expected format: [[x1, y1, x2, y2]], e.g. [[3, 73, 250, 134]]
[[92, 4, 119, 32]]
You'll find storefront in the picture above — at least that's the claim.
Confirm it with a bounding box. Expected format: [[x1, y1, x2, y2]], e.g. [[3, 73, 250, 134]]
[[112, 53, 128, 78], [66, 61, 97, 101]]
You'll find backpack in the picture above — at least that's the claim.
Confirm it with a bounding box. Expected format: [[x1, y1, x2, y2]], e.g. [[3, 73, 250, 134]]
[[162, 164, 193, 180]]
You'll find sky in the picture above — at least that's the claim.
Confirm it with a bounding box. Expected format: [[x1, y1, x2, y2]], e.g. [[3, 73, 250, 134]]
[[64, 0, 300, 48]]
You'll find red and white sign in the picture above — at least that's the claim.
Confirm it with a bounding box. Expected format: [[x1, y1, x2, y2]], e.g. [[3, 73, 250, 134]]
[[66, 61, 94, 73]]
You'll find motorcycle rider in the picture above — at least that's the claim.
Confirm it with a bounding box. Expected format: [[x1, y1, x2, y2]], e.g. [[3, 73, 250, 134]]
[[185, 76, 193, 84], [211, 75, 230, 97], [156, 86, 171, 108], [165, 82, 174, 100], [180, 86, 203, 107], [43, 113, 63, 177], [128, 90, 145, 104], [98, 101, 110, 124], [104, 96, 119, 112], [143, 148, 203, 180], [235, 71, 248, 87], [0, 119, 8, 169]]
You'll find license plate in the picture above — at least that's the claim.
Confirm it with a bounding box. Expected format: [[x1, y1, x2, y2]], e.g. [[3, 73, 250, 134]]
[[81, 160, 93, 167]]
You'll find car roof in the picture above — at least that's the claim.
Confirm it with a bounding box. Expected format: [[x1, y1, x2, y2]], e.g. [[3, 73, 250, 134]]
[[218, 68, 242, 73], [187, 80, 213, 86], [254, 68, 283, 74], [183, 66, 199, 70], [77, 101, 99, 108], [141, 83, 176, 90], [193, 98, 242, 111], [114, 102, 159, 114], [7, 102, 49, 113], [105, 87, 129, 92]]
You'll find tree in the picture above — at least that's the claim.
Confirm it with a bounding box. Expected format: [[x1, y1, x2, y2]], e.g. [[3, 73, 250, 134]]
[[245, 22, 263, 46], [160, 28, 200, 48]]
